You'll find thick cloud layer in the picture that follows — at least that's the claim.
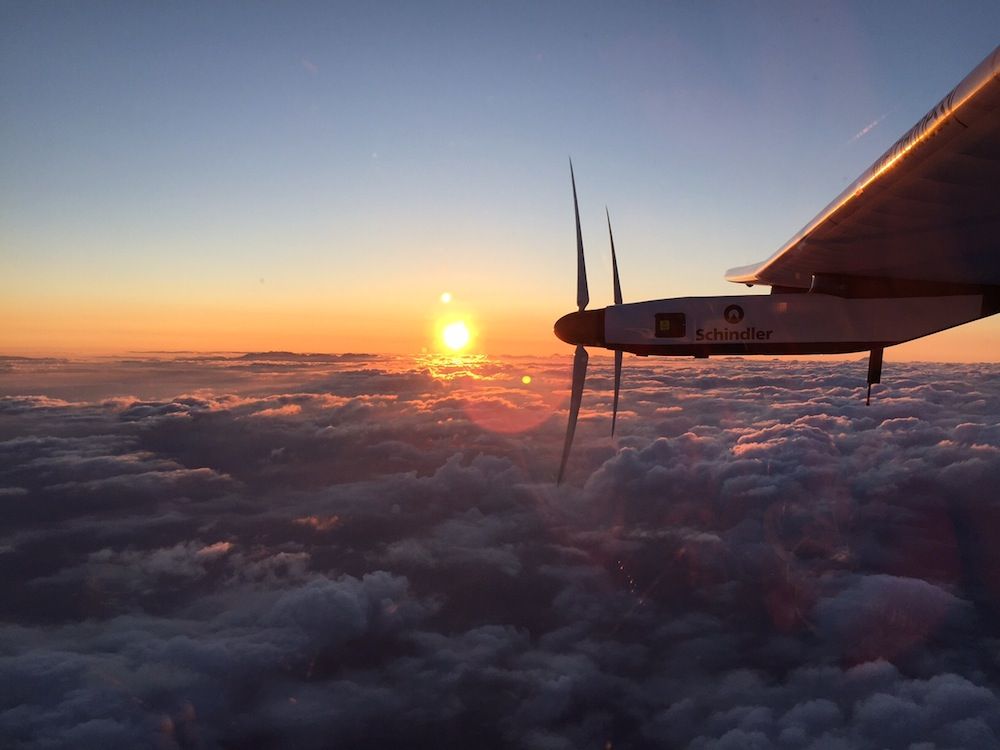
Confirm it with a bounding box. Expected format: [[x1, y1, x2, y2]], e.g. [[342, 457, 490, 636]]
[[1, 353, 999, 749]]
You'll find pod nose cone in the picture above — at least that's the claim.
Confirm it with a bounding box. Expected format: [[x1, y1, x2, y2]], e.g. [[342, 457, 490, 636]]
[[554, 309, 606, 347]]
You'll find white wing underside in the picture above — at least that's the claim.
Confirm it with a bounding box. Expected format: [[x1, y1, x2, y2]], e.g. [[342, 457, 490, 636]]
[[726, 45, 1000, 291]]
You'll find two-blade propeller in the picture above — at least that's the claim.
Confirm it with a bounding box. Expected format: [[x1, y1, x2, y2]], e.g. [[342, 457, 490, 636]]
[[608, 207, 623, 439], [556, 162, 624, 484]]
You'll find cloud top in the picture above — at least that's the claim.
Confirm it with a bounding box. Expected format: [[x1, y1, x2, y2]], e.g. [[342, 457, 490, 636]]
[[1, 354, 999, 748]]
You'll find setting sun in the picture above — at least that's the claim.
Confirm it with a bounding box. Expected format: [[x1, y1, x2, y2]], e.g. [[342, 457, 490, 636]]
[[442, 321, 471, 351]]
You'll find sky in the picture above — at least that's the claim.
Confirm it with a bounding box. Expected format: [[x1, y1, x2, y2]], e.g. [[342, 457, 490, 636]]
[[2, 2, 1000, 359], [2, 352, 1000, 748]]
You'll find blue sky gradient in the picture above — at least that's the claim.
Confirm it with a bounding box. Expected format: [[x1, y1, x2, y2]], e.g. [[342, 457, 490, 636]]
[[2, 2, 999, 354]]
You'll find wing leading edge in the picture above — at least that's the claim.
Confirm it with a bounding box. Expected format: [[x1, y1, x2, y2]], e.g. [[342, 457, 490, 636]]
[[726, 45, 1000, 292]]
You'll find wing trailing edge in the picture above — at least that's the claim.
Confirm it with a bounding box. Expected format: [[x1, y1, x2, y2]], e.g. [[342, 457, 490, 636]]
[[727, 45, 1000, 291]]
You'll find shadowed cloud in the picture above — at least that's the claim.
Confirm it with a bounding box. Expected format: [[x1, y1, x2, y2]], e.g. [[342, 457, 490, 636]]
[[1, 353, 999, 749]]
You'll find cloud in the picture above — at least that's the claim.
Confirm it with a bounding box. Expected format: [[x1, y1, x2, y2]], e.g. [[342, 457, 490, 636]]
[[847, 112, 889, 144], [1, 354, 999, 748]]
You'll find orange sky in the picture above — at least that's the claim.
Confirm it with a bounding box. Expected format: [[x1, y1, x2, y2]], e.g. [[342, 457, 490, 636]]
[[2, 291, 998, 361]]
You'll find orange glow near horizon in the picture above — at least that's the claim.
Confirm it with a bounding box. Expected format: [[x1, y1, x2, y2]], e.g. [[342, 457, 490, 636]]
[[2, 292, 999, 361]]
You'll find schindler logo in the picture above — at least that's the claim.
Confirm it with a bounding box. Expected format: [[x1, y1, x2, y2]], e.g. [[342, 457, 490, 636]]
[[696, 327, 774, 341], [696, 304, 774, 341]]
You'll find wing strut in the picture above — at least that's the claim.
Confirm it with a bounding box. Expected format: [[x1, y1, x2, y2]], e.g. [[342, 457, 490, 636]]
[[866, 348, 883, 406]]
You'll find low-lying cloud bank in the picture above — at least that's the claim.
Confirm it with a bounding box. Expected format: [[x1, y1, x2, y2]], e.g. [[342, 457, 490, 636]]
[[1, 354, 999, 749]]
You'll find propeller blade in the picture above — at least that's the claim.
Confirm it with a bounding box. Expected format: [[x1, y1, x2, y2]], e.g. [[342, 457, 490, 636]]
[[611, 349, 622, 436], [557, 345, 589, 484], [607, 207, 622, 306], [570, 160, 589, 311]]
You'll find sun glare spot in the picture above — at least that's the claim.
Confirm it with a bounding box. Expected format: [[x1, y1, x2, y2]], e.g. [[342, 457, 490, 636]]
[[440, 292, 452, 304], [442, 321, 471, 351], [521, 375, 532, 385]]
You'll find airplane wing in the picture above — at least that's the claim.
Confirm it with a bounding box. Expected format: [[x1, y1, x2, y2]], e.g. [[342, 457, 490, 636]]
[[726, 45, 1000, 293]]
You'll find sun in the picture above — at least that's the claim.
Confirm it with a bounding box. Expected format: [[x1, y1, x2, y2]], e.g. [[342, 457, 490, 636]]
[[442, 321, 471, 351]]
